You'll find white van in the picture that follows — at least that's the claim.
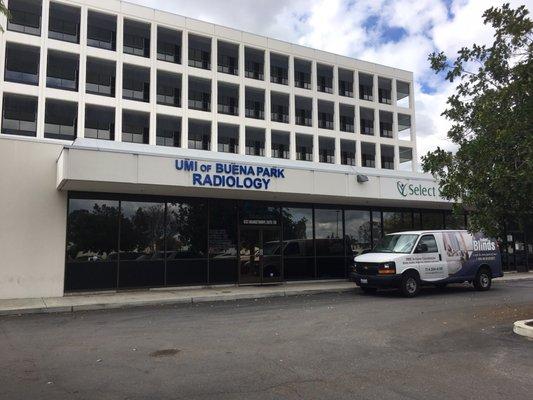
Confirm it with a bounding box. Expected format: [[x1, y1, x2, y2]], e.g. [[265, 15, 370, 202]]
[[349, 230, 503, 297]]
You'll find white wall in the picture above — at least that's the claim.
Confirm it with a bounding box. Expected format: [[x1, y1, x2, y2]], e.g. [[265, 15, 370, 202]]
[[0, 138, 67, 299]]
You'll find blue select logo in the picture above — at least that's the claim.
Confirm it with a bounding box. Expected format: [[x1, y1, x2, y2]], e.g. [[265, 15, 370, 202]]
[[175, 159, 285, 190], [396, 180, 440, 197]]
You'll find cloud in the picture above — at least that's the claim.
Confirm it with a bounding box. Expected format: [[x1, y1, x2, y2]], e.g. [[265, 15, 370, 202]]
[[127, 0, 515, 168]]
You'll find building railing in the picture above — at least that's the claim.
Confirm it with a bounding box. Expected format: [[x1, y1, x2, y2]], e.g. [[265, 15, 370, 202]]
[[218, 104, 239, 116], [1, 118, 37, 135], [4, 70, 39, 85]]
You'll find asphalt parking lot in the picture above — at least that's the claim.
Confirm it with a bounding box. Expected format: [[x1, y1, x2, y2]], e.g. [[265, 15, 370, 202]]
[[1, 280, 532, 400]]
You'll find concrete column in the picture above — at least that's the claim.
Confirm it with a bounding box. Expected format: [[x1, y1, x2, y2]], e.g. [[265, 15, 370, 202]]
[[354, 70, 359, 100], [335, 136, 341, 164], [264, 49, 271, 158], [149, 21, 157, 145], [290, 131, 296, 160], [313, 132, 319, 163], [115, 15, 124, 142], [77, 5, 88, 138], [334, 101, 340, 132], [36, 0, 50, 139], [373, 108, 378, 139], [355, 139, 362, 167], [311, 60, 317, 92], [391, 78, 398, 107], [373, 74, 378, 103], [388, 112, 395, 141], [376, 142, 382, 169], [332, 65, 338, 97], [411, 111, 418, 171], [238, 43, 245, 154], [181, 30, 189, 148], [394, 145, 400, 171], [211, 38, 218, 150]]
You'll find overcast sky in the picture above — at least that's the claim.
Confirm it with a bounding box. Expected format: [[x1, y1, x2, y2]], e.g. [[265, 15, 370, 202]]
[[129, 0, 529, 167]]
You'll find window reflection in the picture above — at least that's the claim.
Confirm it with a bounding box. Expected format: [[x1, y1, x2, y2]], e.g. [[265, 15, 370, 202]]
[[119, 201, 165, 288], [383, 211, 413, 234], [372, 211, 382, 246], [421, 211, 444, 230], [345, 210, 371, 257], [445, 212, 466, 229], [282, 207, 314, 280], [315, 208, 345, 278], [166, 201, 208, 285], [209, 200, 237, 283], [65, 199, 119, 291]]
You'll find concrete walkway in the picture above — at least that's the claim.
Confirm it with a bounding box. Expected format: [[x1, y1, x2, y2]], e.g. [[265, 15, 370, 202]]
[[1, 272, 532, 316]]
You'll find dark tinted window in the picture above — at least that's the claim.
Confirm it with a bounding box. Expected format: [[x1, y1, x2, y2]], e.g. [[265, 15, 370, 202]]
[[7, 0, 42, 36], [86, 58, 116, 97], [1, 94, 38, 137], [157, 26, 182, 64], [166, 201, 208, 285], [44, 99, 77, 140], [209, 200, 238, 283], [315, 208, 344, 278], [156, 115, 181, 147], [49, 2, 80, 43], [282, 207, 314, 280], [118, 201, 165, 288], [87, 11, 116, 50], [65, 198, 119, 291], [123, 19, 150, 57], [85, 105, 115, 140], [383, 211, 413, 234], [345, 210, 371, 256]]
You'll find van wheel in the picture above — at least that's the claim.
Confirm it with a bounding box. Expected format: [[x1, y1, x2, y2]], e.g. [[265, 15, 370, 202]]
[[361, 287, 377, 295], [473, 268, 492, 291], [400, 272, 420, 297]]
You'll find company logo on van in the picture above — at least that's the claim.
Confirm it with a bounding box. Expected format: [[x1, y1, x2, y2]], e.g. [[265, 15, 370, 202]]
[[473, 238, 496, 251], [396, 180, 440, 198]]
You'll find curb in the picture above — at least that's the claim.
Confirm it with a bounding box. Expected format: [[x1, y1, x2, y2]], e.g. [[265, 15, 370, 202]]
[[513, 319, 533, 339], [0, 286, 355, 316], [0, 274, 530, 317]]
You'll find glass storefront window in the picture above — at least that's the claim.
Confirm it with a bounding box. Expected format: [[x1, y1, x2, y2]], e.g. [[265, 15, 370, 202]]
[[240, 201, 280, 226], [445, 212, 466, 229], [209, 200, 238, 283], [282, 207, 314, 280], [344, 210, 372, 257], [166, 201, 208, 285], [383, 211, 413, 234], [315, 208, 345, 278], [421, 211, 444, 230], [65, 195, 471, 291], [372, 211, 382, 246], [65, 198, 119, 291], [119, 201, 165, 288]]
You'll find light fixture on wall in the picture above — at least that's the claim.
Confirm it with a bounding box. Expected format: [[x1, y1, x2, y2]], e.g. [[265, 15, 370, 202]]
[[357, 174, 369, 183]]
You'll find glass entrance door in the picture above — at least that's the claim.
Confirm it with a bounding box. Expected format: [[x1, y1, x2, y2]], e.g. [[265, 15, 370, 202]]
[[239, 227, 282, 284]]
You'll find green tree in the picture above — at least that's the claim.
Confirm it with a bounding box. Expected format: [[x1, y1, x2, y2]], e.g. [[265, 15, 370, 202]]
[[424, 3, 533, 237], [0, 0, 9, 33]]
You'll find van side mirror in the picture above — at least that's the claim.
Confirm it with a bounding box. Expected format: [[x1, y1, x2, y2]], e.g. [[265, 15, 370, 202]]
[[415, 243, 428, 253]]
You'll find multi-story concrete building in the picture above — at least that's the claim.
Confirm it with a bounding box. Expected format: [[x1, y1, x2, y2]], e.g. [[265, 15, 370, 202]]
[[1, 0, 486, 300]]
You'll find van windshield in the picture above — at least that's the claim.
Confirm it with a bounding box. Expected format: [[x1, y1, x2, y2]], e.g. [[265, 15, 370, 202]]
[[372, 234, 419, 253]]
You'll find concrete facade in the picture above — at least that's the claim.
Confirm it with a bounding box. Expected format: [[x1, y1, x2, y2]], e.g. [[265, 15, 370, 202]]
[[0, 0, 449, 299], [0, 138, 67, 298]]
